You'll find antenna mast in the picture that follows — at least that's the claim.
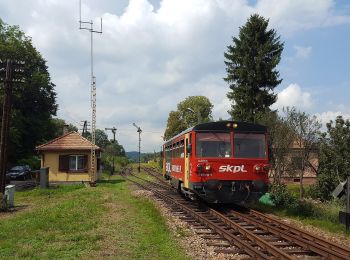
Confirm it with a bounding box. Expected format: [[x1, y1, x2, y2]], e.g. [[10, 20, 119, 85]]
[[79, 0, 102, 185]]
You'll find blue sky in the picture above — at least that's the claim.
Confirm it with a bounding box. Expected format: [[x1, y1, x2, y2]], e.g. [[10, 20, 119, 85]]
[[280, 21, 350, 107], [0, 0, 349, 152]]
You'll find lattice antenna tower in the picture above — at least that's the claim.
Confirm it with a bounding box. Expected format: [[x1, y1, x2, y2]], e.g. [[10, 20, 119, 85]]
[[79, 0, 102, 184]]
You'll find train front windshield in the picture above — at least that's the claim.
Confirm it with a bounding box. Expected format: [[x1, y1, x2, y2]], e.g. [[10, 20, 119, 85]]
[[195, 132, 266, 159], [234, 133, 266, 159], [196, 133, 231, 158]]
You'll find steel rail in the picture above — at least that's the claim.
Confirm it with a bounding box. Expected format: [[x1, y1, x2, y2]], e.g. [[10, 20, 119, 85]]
[[228, 209, 348, 259], [247, 209, 350, 259], [122, 168, 291, 259], [141, 166, 350, 259], [207, 208, 293, 259]]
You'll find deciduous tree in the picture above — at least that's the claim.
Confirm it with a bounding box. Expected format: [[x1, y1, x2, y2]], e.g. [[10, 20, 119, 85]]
[[163, 96, 213, 140], [315, 116, 350, 200], [284, 107, 321, 199], [256, 111, 295, 184], [0, 19, 57, 165], [177, 96, 213, 126]]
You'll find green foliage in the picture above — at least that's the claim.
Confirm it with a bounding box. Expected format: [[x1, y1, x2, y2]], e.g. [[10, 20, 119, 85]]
[[1, 179, 189, 259], [256, 111, 295, 183], [163, 111, 187, 141], [315, 116, 350, 200], [104, 141, 125, 157], [17, 156, 41, 170], [158, 156, 163, 169], [0, 19, 57, 165], [257, 184, 346, 235], [283, 107, 321, 198], [224, 14, 283, 122], [177, 96, 213, 126], [94, 129, 110, 149], [287, 199, 316, 217], [270, 183, 297, 207], [85, 129, 111, 149], [101, 152, 128, 173], [49, 118, 77, 138], [164, 96, 213, 140]]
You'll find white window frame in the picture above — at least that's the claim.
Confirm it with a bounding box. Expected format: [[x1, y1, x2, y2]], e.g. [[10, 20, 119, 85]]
[[69, 155, 85, 171]]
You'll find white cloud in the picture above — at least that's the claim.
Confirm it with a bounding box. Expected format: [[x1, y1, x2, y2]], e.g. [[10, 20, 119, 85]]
[[256, 0, 350, 35], [0, 0, 349, 151], [273, 83, 312, 110], [294, 46, 312, 59], [315, 109, 350, 124]]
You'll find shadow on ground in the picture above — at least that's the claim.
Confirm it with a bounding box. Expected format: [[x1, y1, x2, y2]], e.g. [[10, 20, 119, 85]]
[[97, 179, 125, 184]]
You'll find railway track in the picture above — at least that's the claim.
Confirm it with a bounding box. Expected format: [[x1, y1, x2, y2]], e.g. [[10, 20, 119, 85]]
[[126, 166, 350, 259]]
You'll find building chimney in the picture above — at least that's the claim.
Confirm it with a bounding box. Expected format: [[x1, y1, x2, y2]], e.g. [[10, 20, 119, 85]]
[[63, 124, 69, 135]]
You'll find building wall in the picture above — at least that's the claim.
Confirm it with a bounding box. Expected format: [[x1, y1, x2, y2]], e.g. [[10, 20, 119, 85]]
[[41, 151, 91, 182]]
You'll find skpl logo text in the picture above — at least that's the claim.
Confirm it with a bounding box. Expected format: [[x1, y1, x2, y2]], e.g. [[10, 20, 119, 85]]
[[219, 165, 247, 173]]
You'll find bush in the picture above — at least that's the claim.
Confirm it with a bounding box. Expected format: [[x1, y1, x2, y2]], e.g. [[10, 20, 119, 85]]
[[287, 199, 317, 217], [101, 154, 129, 174], [270, 183, 297, 207], [18, 156, 41, 170], [307, 173, 338, 201]]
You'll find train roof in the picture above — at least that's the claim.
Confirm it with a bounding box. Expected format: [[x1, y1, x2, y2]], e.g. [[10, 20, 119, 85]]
[[164, 121, 267, 144]]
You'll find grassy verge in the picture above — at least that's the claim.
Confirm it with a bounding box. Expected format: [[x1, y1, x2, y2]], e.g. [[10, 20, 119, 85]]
[[256, 183, 349, 237], [0, 174, 189, 259]]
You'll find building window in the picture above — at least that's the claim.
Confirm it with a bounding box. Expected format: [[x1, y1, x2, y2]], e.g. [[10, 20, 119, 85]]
[[69, 155, 86, 171], [59, 154, 87, 172]]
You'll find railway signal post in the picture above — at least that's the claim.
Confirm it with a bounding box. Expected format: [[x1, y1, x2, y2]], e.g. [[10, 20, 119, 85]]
[[133, 123, 142, 173]]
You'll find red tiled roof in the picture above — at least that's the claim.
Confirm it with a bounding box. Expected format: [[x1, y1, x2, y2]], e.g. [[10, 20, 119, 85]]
[[36, 131, 101, 151]]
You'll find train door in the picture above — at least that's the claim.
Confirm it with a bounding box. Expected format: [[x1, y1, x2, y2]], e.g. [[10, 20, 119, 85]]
[[184, 133, 190, 188]]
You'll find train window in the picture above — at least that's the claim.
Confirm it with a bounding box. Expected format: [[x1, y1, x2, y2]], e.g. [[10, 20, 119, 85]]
[[234, 133, 266, 159], [180, 140, 184, 158], [176, 142, 180, 158], [196, 132, 231, 158]]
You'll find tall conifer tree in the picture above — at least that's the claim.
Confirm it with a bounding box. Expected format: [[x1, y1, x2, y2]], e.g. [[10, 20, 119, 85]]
[[224, 14, 283, 122]]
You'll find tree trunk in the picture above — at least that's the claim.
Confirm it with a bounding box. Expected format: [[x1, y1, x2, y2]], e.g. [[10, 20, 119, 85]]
[[300, 158, 305, 199]]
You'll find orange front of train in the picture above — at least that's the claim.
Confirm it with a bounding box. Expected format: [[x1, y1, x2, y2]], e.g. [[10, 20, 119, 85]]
[[188, 122, 270, 204]]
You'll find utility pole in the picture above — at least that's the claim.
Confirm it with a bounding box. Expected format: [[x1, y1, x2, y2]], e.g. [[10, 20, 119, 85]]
[[105, 127, 117, 175], [133, 123, 142, 173], [80, 120, 88, 137], [79, 0, 102, 186], [0, 59, 24, 201]]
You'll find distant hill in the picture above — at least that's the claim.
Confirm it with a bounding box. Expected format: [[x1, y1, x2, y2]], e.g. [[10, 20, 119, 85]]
[[126, 151, 147, 161], [126, 151, 160, 162]]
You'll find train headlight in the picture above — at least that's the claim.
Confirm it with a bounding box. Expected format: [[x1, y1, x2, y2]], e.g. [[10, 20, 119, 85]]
[[205, 165, 211, 171], [255, 165, 261, 171]]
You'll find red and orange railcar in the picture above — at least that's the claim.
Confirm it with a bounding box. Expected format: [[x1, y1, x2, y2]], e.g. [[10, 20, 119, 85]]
[[162, 121, 269, 203]]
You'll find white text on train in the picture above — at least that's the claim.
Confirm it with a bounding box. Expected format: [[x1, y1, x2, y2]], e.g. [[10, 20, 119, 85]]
[[219, 165, 247, 173], [172, 165, 182, 173]]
